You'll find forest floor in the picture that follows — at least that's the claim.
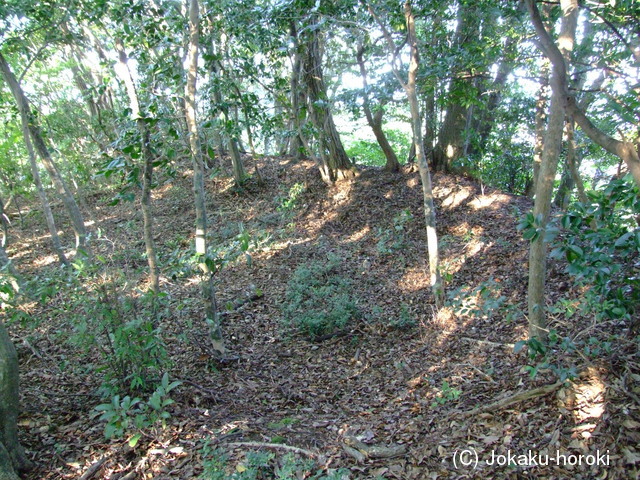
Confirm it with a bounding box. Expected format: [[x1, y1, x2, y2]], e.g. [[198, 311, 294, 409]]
[[3, 157, 639, 479]]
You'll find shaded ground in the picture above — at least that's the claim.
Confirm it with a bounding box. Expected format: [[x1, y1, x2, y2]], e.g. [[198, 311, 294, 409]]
[[2, 158, 638, 479]]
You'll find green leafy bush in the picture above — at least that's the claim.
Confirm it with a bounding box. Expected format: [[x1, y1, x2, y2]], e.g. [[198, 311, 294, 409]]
[[281, 256, 359, 340], [201, 444, 350, 480], [447, 278, 508, 320], [72, 276, 169, 394], [514, 330, 577, 382], [94, 372, 181, 443], [376, 208, 413, 255], [549, 176, 640, 324]]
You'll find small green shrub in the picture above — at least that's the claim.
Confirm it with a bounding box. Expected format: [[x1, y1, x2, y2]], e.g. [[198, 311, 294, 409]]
[[431, 380, 462, 408], [201, 444, 350, 480], [94, 372, 181, 444], [548, 176, 640, 324], [390, 303, 416, 330], [282, 256, 359, 340], [447, 278, 507, 319], [376, 209, 413, 255], [276, 182, 305, 214], [72, 277, 169, 394], [514, 330, 577, 382]]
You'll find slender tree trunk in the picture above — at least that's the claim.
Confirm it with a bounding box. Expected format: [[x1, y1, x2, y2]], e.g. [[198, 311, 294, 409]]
[[0, 319, 32, 478], [404, 1, 444, 306], [467, 37, 518, 159], [0, 198, 8, 249], [114, 39, 160, 293], [526, 0, 577, 340], [186, 0, 225, 356], [22, 122, 68, 266], [0, 245, 22, 295], [356, 45, 400, 172], [303, 17, 354, 183], [553, 117, 588, 208], [0, 52, 90, 258], [367, 0, 444, 305], [423, 86, 435, 163], [526, 62, 550, 198]]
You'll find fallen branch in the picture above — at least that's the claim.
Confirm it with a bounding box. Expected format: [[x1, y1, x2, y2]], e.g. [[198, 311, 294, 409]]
[[342, 436, 407, 459], [223, 441, 317, 458], [79, 456, 108, 480], [461, 336, 515, 350], [219, 292, 264, 317], [454, 381, 564, 418]]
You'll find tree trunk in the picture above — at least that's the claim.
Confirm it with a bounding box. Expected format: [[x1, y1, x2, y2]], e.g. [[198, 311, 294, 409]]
[[288, 22, 307, 160], [22, 121, 68, 266], [404, 1, 444, 307], [356, 45, 400, 172], [467, 36, 518, 159], [186, 0, 225, 356], [431, 3, 481, 173], [527, 0, 640, 191], [0, 52, 90, 258], [366, 0, 444, 305], [0, 198, 7, 249], [114, 39, 160, 293], [303, 17, 354, 182], [525, 62, 550, 198], [0, 320, 32, 478], [526, 0, 577, 340]]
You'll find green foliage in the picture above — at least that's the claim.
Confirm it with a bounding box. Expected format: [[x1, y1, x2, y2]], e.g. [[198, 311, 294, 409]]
[[201, 444, 350, 480], [281, 256, 359, 340], [346, 139, 384, 167], [549, 176, 640, 323], [431, 380, 462, 408], [447, 278, 510, 320], [166, 223, 258, 281], [345, 128, 410, 168], [517, 212, 545, 242], [390, 303, 416, 330], [375, 209, 413, 255], [71, 275, 169, 395], [514, 330, 577, 382], [276, 182, 305, 214], [94, 372, 181, 443]]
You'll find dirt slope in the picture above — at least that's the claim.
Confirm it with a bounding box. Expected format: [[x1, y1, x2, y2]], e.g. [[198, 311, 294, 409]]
[[3, 158, 636, 479]]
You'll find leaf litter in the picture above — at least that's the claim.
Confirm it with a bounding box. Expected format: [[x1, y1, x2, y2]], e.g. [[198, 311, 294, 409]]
[[3, 157, 638, 479]]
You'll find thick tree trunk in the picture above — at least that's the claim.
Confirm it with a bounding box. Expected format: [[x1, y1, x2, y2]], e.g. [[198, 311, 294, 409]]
[[526, 0, 577, 340], [0, 53, 90, 257], [0, 321, 31, 478], [114, 39, 160, 293], [288, 22, 307, 160], [432, 4, 481, 173], [303, 18, 354, 182], [186, 0, 225, 356], [356, 46, 400, 172]]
